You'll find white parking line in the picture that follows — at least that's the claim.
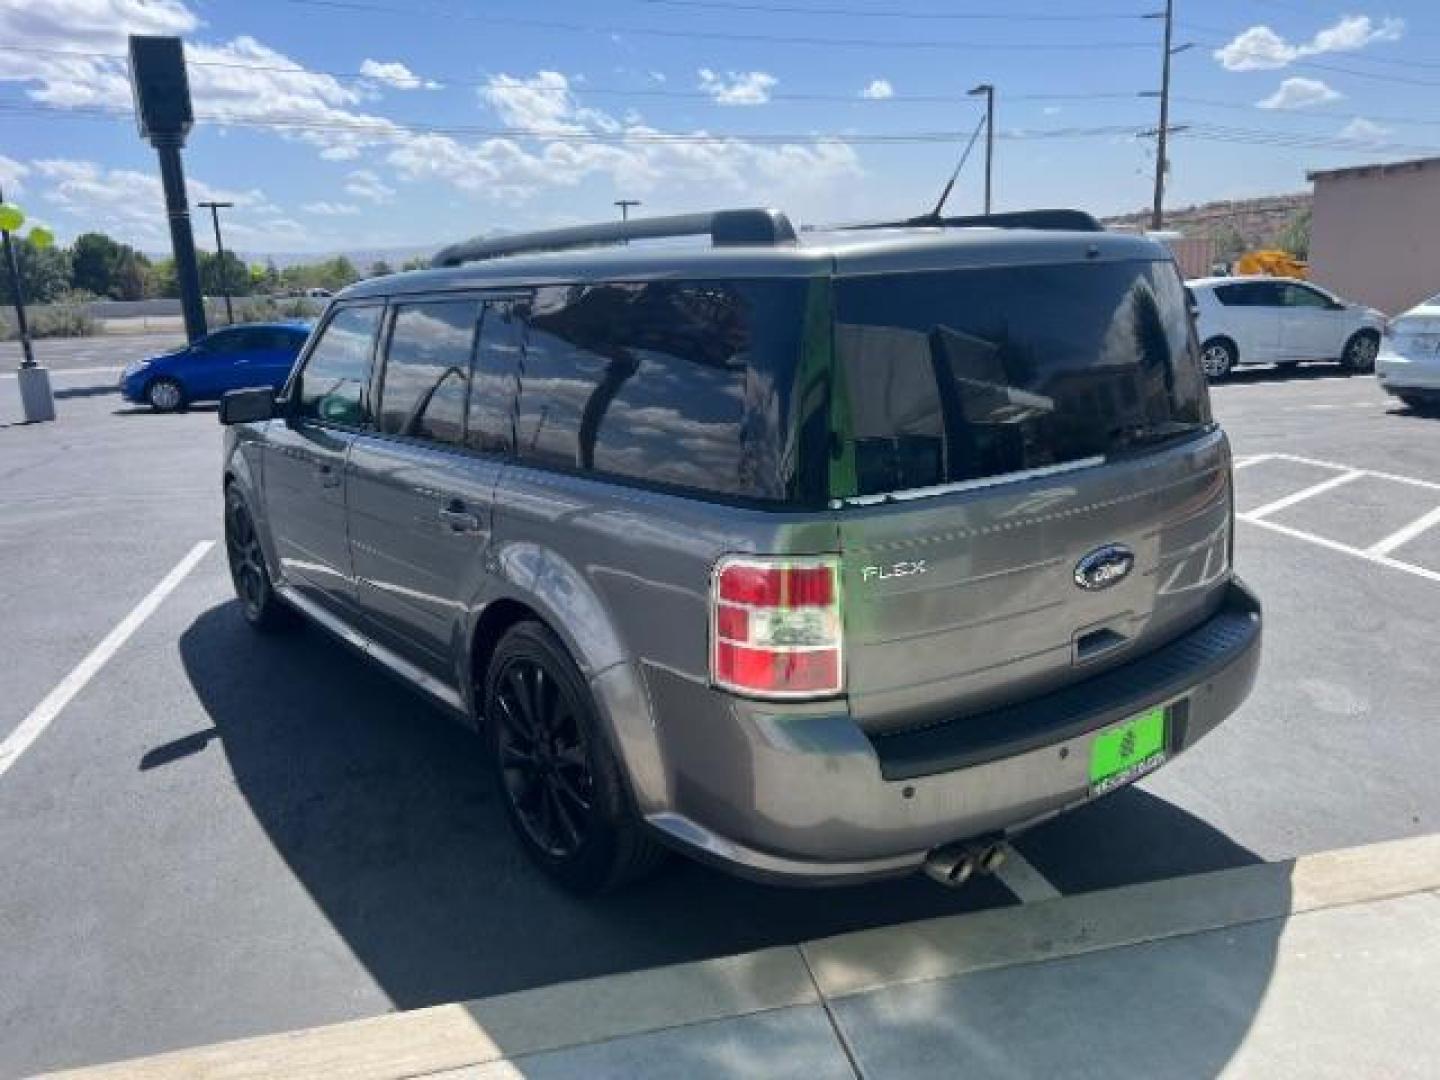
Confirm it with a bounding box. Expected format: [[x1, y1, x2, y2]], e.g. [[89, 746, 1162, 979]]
[[1368, 504, 1440, 558], [1246, 469, 1363, 520], [1239, 514, 1440, 585], [994, 846, 1063, 904], [0, 541, 213, 782]]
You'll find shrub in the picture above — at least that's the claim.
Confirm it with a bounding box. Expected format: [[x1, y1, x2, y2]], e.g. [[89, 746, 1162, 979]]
[[0, 304, 96, 340]]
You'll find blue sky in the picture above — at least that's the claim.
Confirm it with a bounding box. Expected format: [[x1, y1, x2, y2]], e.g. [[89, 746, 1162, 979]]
[[1, 1, 1436, 258]]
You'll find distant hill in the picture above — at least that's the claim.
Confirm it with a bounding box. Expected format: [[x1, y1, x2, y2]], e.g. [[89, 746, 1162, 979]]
[[1104, 193, 1311, 252], [237, 244, 445, 271]]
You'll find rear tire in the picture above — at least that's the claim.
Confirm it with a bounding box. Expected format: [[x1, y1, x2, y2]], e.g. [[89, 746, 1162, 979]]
[[224, 485, 295, 632], [1200, 338, 1236, 380], [146, 377, 186, 412], [484, 621, 665, 895], [1341, 331, 1380, 373]]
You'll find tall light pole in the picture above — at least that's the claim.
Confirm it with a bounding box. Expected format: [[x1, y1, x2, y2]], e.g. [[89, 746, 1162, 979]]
[[968, 84, 995, 214], [615, 199, 640, 222], [1143, 2, 1192, 231], [198, 200, 235, 325]]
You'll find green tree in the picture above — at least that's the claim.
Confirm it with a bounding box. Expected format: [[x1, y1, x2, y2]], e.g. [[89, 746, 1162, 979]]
[[69, 232, 124, 296], [198, 250, 251, 297], [400, 255, 429, 272], [0, 237, 73, 304], [1276, 208, 1312, 260], [149, 257, 178, 299], [1211, 223, 1248, 264], [367, 258, 394, 278], [111, 249, 150, 301]]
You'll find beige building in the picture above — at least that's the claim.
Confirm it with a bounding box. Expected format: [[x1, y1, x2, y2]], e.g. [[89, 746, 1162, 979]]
[[1308, 156, 1440, 315]]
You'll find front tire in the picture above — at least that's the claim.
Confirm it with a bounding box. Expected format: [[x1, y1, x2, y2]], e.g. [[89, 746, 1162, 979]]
[[484, 622, 665, 895], [224, 485, 294, 632], [1341, 331, 1380, 373], [147, 377, 186, 412], [1200, 338, 1236, 380]]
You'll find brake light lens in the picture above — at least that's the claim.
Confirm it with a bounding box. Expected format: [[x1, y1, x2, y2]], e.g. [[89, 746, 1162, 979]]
[[711, 556, 843, 699]]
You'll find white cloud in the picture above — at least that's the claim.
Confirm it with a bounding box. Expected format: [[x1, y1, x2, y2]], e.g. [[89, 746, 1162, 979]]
[[302, 200, 361, 216], [0, 154, 28, 194], [344, 169, 396, 203], [1339, 117, 1393, 143], [861, 79, 894, 101], [392, 71, 860, 208], [1215, 15, 1406, 71], [29, 157, 306, 248], [359, 59, 439, 91], [1257, 76, 1342, 110], [697, 69, 777, 106]]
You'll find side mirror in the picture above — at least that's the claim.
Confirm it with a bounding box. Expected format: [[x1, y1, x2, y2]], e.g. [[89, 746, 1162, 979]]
[[219, 387, 278, 425]]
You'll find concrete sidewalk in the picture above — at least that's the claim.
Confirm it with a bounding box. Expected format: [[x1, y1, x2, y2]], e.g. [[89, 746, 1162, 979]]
[[42, 834, 1440, 1079]]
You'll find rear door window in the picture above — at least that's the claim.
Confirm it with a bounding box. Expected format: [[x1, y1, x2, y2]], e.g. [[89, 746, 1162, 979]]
[[466, 301, 523, 455], [292, 304, 381, 426], [376, 299, 479, 446], [832, 260, 1208, 498]]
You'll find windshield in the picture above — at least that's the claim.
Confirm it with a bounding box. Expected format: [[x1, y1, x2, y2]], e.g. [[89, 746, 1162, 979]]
[[830, 259, 1209, 499]]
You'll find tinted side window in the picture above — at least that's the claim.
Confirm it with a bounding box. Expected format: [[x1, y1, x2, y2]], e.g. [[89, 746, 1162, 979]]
[[514, 281, 808, 500], [293, 305, 381, 425], [1213, 283, 1253, 307], [466, 301, 522, 454], [1283, 284, 1331, 309], [202, 330, 249, 353], [377, 300, 478, 445]]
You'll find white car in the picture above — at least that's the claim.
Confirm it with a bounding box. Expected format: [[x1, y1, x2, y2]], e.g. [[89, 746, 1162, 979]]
[[1187, 276, 1386, 380], [1377, 292, 1440, 411]]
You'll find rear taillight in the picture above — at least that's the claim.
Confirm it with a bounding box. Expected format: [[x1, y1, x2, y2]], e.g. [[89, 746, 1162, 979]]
[[710, 555, 843, 699]]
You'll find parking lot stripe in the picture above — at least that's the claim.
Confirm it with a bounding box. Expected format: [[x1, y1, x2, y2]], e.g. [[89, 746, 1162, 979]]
[[1245, 469, 1363, 520], [993, 847, 1062, 904], [1239, 514, 1440, 586], [1231, 454, 1273, 469], [1270, 453, 1440, 493], [0, 366, 120, 381], [1368, 504, 1440, 558], [0, 541, 213, 782]]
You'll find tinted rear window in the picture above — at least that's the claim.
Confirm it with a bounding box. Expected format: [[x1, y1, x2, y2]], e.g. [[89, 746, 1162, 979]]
[[513, 279, 824, 503], [831, 260, 1208, 499]]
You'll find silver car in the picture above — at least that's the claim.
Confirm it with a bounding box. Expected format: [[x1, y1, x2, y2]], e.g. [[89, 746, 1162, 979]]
[[217, 208, 1262, 894]]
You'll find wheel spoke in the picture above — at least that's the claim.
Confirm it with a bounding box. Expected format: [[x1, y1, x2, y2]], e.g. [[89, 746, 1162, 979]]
[[496, 692, 536, 745], [500, 743, 538, 771], [503, 669, 538, 735], [552, 766, 592, 814], [546, 778, 582, 850]]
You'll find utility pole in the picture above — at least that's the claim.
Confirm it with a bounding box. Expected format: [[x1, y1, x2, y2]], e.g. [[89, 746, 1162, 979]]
[[968, 84, 995, 214], [614, 199, 640, 222], [198, 200, 235, 325], [1144, 1, 1192, 231]]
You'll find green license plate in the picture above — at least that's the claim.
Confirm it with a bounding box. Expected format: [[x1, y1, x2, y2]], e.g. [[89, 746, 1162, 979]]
[[1089, 707, 1168, 795]]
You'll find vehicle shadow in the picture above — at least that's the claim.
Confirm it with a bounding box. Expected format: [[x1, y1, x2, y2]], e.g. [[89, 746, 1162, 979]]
[[173, 599, 1282, 1077], [1220, 363, 1356, 386]]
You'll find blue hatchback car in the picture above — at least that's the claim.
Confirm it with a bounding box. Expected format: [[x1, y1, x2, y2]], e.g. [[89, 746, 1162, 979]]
[[120, 321, 312, 412]]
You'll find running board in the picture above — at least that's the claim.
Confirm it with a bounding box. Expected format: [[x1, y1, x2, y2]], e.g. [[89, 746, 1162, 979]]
[[274, 584, 468, 716]]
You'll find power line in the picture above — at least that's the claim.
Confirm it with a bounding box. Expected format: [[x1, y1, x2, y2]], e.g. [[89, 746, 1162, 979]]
[[269, 0, 1158, 51], [0, 99, 1143, 144], [633, 0, 1148, 21], [2, 45, 1154, 105], [1173, 95, 1440, 131]]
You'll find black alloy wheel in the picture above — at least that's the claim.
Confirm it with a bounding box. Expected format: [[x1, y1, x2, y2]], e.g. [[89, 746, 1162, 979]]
[[224, 486, 291, 631]]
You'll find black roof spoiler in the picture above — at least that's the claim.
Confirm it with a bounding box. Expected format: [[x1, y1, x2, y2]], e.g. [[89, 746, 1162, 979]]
[[846, 208, 1105, 233], [432, 208, 798, 268]]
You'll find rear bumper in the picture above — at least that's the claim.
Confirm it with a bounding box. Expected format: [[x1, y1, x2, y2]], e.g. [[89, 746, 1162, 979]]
[[642, 578, 1262, 886], [1378, 350, 1440, 394]]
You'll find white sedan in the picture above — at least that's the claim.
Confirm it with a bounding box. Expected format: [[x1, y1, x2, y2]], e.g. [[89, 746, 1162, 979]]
[[1187, 276, 1386, 380], [1377, 292, 1440, 411]]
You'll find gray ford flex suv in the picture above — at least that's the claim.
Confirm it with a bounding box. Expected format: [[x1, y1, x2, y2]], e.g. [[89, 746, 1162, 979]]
[[218, 208, 1261, 894]]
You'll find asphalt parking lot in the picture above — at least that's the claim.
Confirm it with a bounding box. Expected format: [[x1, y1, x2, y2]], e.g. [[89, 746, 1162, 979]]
[[3, 342, 1439, 1076]]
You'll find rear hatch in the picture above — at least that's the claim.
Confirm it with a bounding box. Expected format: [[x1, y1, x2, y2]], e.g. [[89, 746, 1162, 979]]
[[1383, 303, 1440, 386], [828, 255, 1231, 735]]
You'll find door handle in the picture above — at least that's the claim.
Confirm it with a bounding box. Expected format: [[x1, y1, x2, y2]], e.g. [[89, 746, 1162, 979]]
[[315, 462, 342, 489], [438, 501, 482, 533]]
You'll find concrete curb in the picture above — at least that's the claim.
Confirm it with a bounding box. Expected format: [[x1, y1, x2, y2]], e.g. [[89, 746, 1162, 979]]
[[40, 832, 1440, 1080]]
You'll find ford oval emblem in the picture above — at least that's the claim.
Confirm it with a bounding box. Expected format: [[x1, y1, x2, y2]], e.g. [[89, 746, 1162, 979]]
[[1074, 544, 1135, 591]]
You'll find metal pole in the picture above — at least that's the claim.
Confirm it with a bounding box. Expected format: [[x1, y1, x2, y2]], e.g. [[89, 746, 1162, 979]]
[[967, 84, 994, 214], [155, 136, 207, 343], [0, 187, 36, 370], [199, 200, 235, 325], [1150, 0, 1175, 231], [615, 199, 640, 221]]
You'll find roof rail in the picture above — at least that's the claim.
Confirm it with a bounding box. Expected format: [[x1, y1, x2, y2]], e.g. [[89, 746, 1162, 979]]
[[431, 208, 798, 267], [846, 208, 1104, 234]]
